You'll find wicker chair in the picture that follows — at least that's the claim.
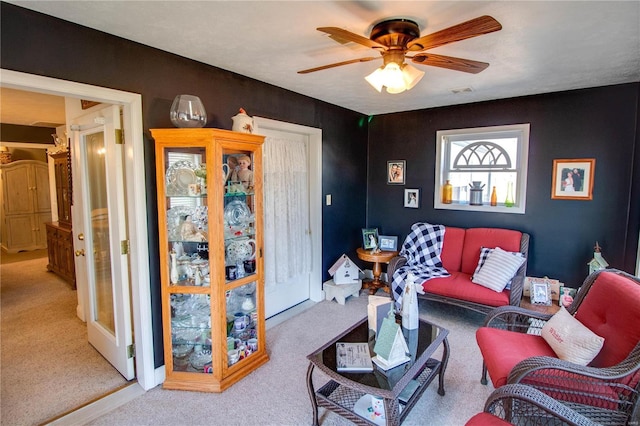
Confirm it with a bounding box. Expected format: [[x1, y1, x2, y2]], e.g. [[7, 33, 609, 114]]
[[466, 384, 605, 426], [475, 269, 640, 426]]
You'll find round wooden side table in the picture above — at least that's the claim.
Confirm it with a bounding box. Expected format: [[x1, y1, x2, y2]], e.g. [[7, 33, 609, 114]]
[[356, 248, 398, 295]]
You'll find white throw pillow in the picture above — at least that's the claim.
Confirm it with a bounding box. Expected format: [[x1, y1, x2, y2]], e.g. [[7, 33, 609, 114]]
[[472, 247, 524, 290], [541, 307, 604, 365], [471, 247, 526, 292]]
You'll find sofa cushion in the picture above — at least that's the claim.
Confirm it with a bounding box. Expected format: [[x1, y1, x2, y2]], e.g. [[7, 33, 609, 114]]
[[541, 307, 604, 365], [422, 272, 510, 307], [440, 226, 465, 272], [575, 271, 640, 367], [473, 247, 525, 290], [461, 228, 523, 275], [472, 247, 526, 292], [476, 327, 557, 387]]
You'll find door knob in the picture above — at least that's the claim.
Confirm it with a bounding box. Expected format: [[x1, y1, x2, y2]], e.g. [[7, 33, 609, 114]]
[[75, 249, 85, 257], [78, 233, 84, 240]]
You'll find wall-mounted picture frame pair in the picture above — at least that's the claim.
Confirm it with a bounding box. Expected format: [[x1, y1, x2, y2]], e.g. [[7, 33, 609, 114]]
[[551, 158, 595, 200]]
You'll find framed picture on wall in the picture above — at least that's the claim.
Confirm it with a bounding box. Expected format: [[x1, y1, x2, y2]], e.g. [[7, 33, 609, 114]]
[[404, 189, 420, 208], [387, 160, 405, 184], [551, 158, 595, 200]]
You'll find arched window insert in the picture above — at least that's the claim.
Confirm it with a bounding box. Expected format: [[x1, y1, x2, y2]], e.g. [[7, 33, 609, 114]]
[[435, 124, 529, 214], [452, 141, 512, 170]]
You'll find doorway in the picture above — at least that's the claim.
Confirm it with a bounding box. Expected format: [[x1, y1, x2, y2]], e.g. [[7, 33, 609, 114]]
[[0, 71, 156, 393], [253, 117, 323, 318]]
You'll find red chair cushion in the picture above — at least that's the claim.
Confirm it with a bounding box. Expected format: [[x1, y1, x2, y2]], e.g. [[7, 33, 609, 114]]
[[440, 227, 465, 272], [575, 271, 640, 368], [476, 327, 557, 388], [423, 272, 509, 307], [461, 228, 523, 275], [465, 412, 512, 426]]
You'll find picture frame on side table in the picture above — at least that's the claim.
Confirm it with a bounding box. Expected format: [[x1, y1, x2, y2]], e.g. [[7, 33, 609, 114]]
[[531, 281, 552, 306], [387, 160, 405, 185], [362, 228, 379, 250], [378, 235, 398, 251], [404, 189, 420, 208], [551, 158, 595, 200]]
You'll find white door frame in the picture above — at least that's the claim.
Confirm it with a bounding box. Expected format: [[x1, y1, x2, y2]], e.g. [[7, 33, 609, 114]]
[[0, 69, 156, 390], [253, 117, 323, 303]]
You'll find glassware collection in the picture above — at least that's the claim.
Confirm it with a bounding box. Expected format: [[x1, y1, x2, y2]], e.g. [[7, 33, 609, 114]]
[[154, 127, 267, 392]]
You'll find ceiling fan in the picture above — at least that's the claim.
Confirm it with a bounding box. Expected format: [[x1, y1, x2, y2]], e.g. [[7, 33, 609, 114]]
[[298, 15, 502, 93]]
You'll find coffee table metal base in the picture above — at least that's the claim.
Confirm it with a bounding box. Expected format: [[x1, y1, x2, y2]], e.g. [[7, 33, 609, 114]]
[[307, 329, 449, 426]]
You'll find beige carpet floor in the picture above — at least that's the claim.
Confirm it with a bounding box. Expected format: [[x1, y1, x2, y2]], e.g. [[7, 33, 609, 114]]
[[0, 255, 128, 426], [88, 293, 494, 425]]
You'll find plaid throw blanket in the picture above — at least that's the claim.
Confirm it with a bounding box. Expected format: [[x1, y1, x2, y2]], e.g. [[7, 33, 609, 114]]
[[392, 223, 450, 310]]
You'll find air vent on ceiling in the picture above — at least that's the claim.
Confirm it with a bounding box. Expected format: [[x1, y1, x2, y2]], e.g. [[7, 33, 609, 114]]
[[450, 87, 474, 94]]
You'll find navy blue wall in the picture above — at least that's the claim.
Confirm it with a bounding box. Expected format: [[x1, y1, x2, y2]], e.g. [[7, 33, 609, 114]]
[[1, 3, 368, 368], [367, 84, 640, 287], [2, 3, 639, 370]]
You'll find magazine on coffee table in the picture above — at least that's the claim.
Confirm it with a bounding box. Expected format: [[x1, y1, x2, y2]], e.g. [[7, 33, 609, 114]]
[[336, 342, 373, 372]]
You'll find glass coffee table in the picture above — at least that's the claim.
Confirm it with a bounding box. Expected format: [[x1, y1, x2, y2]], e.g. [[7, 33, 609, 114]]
[[306, 316, 449, 425]]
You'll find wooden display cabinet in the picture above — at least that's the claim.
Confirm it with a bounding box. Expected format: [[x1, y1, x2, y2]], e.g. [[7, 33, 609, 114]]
[[45, 151, 76, 287], [152, 128, 268, 392]]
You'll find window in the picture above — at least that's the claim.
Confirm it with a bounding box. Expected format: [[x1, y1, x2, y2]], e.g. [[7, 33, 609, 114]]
[[435, 124, 529, 214]]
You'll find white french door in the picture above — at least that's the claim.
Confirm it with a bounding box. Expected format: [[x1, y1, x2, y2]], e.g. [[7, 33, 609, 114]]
[[71, 105, 135, 380]]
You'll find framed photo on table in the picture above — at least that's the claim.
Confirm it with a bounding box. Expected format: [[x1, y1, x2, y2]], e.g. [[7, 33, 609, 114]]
[[378, 235, 398, 251], [551, 158, 595, 200], [362, 228, 379, 250], [387, 160, 405, 184], [531, 281, 552, 306]]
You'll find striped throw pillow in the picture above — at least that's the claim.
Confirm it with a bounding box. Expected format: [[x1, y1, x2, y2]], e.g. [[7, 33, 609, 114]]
[[472, 247, 526, 292], [473, 247, 524, 290]]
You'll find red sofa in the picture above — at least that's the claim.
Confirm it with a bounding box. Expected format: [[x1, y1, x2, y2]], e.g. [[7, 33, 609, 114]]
[[388, 226, 529, 314]]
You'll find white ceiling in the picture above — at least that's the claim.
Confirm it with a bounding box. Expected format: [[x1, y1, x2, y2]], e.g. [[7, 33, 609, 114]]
[[4, 1, 640, 117]]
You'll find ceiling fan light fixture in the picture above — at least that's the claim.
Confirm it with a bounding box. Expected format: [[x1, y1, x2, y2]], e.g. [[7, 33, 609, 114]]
[[364, 67, 385, 92], [402, 63, 425, 90], [365, 61, 425, 94]]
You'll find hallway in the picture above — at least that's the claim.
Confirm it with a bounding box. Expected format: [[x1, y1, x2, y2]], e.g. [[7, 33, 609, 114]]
[[0, 250, 129, 425]]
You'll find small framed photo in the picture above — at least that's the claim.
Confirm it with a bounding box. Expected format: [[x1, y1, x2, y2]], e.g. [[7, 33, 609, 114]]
[[387, 160, 405, 185], [362, 228, 379, 250], [551, 158, 595, 200], [531, 281, 552, 306], [378, 235, 398, 251], [404, 189, 420, 208]]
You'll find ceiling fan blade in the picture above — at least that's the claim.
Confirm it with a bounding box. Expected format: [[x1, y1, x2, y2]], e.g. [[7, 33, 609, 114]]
[[317, 27, 387, 50], [406, 15, 502, 52], [410, 53, 490, 74], [298, 57, 378, 74]]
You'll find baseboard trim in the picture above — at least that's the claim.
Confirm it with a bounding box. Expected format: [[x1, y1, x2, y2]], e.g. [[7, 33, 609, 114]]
[[44, 382, 146, 426]]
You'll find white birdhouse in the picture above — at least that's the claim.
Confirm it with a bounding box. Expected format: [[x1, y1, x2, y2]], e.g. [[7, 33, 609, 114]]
[[588, 242, 609, 275], [328, 254, 362, 285]]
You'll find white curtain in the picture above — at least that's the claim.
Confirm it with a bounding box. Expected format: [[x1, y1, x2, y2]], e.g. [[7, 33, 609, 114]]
[[263, 135, 311, 289]]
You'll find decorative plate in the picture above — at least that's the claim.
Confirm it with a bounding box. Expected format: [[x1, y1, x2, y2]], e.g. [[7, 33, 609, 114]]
[[166, 160, 197, 195], [224, 200, 251, 227]]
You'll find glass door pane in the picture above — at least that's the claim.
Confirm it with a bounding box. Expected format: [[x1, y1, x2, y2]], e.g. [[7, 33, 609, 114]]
[[84, 130, 114, 332]]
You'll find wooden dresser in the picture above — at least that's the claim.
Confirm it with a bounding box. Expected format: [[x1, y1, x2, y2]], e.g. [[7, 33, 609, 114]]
[[45, 151, 76, 288]]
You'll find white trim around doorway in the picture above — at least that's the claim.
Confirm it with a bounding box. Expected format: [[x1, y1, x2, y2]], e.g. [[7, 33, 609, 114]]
[[0, 69, 157, 391]]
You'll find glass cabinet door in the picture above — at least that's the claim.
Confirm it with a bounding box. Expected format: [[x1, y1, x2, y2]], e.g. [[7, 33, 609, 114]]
[[163, 146, 212, 374], [223, 150, 259, 367]]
